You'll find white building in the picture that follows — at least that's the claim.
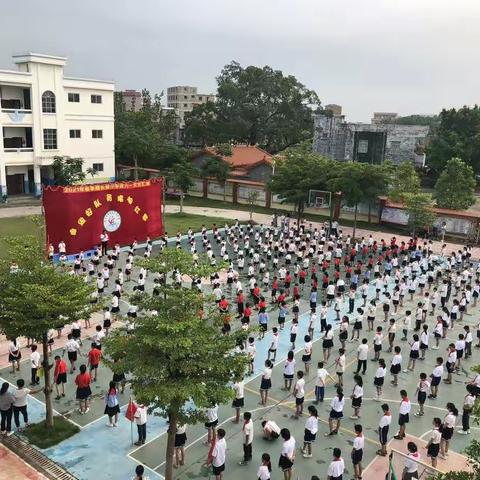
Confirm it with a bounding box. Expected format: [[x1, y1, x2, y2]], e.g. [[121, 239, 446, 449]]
[[167, 85, 215, 128], [0, 53, 115, 198]]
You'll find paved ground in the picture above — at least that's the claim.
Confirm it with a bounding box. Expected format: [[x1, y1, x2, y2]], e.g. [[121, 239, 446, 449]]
[[0, 443, 48, 480], [0, 222, 476, 480]]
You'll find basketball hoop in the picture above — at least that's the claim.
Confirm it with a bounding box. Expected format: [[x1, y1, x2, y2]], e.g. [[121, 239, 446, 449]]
[[308, 190, 332, 210]]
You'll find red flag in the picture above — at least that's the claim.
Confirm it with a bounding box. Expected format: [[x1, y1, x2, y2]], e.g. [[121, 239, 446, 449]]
[[125, 399, 137, 422]]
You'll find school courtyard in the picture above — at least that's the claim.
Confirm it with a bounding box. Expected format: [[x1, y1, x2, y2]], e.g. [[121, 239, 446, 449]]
[[0, 208, 477, 480]]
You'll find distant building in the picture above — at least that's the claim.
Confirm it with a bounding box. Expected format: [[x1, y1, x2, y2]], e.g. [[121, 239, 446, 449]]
[[313, 111, 429, 166], [0, 53, 115, 197], [324, 104, 343, 116], [119, 89, 143, 112], [167, 86, 215, 128], [372, 112, 398, 124], [192, 144, 273, 184]]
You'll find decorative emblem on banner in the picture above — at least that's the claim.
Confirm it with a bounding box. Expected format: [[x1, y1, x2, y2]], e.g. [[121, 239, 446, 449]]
[[8, 110, 26, 123], [103, 210, 122, 232]]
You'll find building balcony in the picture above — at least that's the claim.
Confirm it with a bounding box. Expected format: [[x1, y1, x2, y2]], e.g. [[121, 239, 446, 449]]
[[2, 149, 34, 165], [3, 127, 33, 162], [0, 109, 33, 125]]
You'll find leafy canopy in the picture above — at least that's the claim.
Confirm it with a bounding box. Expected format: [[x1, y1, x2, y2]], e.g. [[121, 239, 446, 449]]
[[52, 156, 86, 186], [114, 89, 179, 169], [427, 105, 480, 176], [0, 236, 95, 341], [387, 161, 421, 202], [184, 61, 320, 154], [434, 157, 476, 210], [404, 193, 436, 233], [103, 249, 247, 425]]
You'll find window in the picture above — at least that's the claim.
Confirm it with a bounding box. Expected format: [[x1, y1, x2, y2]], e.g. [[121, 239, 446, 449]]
[[92, 163, 104, 172], [42, 91, 56, 113], [357, 139, 369, 154], [184, 95, 188, 100], [69, 129, 81, 138], [199, 96, 203, 101], [68, 93, 80, 102], [91, 94, 102, 104], [92, 129, 103, 139], [43, 129, 57, 149]]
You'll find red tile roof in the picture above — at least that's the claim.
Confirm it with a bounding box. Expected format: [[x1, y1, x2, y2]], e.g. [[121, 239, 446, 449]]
[[203, 144, 273, 170]]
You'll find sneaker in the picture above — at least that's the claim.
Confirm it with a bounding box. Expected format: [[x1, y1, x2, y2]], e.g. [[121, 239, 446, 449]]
[[350, 415, 359, 420], [85, 408, 90, 414], [393, 435, 403, 440], [432, 346, 439, 350], [6, 431, 14, 437], [303, 453, 313, 458], [414, 412, 423, 417], [106, 423, 113, 427], [238, 461, 249, 466], [402, 369, 409, 373], [457, 430, 470, 435], [113, 423, 118, 427]]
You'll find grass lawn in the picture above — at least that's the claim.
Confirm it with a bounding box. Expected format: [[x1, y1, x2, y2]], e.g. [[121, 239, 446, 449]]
[[23, 416, 80, 449], [0, 212, 233, 258]]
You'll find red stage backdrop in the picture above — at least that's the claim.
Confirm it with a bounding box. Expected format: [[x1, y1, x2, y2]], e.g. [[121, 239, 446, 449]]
[[43, 178, 164, 254]]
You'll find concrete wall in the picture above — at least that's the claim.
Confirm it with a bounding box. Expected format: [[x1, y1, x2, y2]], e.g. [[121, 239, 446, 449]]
[[313, 113, 429, 164]]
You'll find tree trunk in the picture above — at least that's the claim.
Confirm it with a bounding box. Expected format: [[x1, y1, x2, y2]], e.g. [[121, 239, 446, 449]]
[[368, 203, 372, 223], [179, 190, 184, 214], [249, 209, 253, 221], [164, 410, 178, 480], [42, 334, 54, 428], [353, 203, 358, 240], [297, 201, 304, 224], [134, 155, 139, 181], [223, 182, 226, 202]]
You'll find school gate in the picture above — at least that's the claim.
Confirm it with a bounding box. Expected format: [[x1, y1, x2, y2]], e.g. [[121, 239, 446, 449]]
[[43, 178, 164, 254]]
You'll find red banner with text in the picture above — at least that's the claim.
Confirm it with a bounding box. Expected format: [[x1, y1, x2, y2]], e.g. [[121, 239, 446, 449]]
[[43, 178, 164, 254]]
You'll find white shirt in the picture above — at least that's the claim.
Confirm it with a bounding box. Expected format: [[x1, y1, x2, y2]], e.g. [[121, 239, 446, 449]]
[[263, 420, 280, 436], [316, 368, 329, 387], [30, 351, 40, 369], [353, 434, 365, 450], [379, 413, 392, 428], [305, 415, 318, 434], [295, 378, 305, 399], [257, 465, 270, 480], [206, 406, 218, 423], [13, 388, 31, 407], [432, 365, 444, 378], [284, 359, 295, 376], [331, 396, 345, 412], [404, 452, 420, 473], [357, 344, 369, 361], [399, 398, 411, 415], [327, 458, 345, 478], [233, 381, 244, 399], [243, 420, 253, 444], [212, 438, 226, 467], [134, 405, 147, 425], [281, 437, 296, 459]]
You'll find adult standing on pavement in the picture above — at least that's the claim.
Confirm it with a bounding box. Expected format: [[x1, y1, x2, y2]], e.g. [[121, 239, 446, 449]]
[[0, 382, 14, 436], [100, 230, 109, 256]]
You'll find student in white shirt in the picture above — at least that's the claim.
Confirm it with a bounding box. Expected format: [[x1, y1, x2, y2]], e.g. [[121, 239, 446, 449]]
[[351, 424, 365, 480], [394, 390, 411, 440], [204, 405, 219, 445], [459, 385, 476, 435], [262, 420, 280, 440], [428, 357, 444, 399], [293, 371, 305, 418], [350, 375, 364, 420], [355, 339, 369, 375], [425, 418, 442, 467], [29, 345, 41, 386], [302, 405, 318, 458], [315, 361, 335, 404], [403, 442, 420, 480], [440, 403, 458, 459], [239, 411, 253, 465], [232, 379, 245, 424], [256, 453, 272, 480], [377, 403, 392, 456], [211, 428, 227, 480], [326, 388, 345, 436], [278, 428, 296, 480], [327, 448, 345, 480]]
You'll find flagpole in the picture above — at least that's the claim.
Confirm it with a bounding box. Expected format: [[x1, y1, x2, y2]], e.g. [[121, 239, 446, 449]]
[[130, 396, 134, 445]]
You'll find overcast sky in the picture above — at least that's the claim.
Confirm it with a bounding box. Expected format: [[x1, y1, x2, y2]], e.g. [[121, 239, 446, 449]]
[[1, 0, 479, 122]]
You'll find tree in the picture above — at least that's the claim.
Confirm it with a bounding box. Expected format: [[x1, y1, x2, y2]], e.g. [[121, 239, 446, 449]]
[[327, 162, 389, 239], [169, 155, 196, 213], [388, 161, 421, 202], [52, 156, 86, 186], [427, 105, 480, 176], [247, 190, 259, 221], [115, 89, 178, 173], [0, 235, 94, 428], [103, 249, 247, 480], [435, 157, 476, 210], [404, 193, 436, 236], [269, 146, 335, 222], [184, 61, 320, 154], [201, 157, 231, 202]]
